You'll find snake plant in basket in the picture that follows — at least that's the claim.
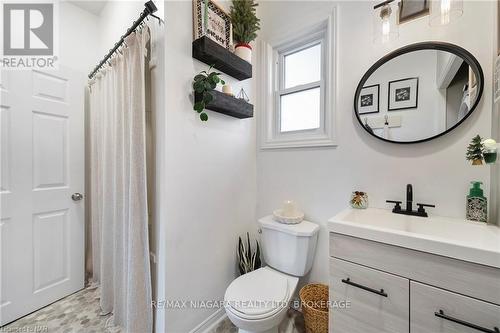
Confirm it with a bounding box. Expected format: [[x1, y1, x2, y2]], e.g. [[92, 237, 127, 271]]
[[238, 232, 261, 275]]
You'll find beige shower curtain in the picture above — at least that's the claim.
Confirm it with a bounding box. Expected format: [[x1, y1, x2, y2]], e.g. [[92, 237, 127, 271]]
[[88, 29, 152, 333]]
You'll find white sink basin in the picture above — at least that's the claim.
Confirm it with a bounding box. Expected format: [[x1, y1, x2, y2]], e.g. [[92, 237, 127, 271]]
[[329, 208, 500, 268]]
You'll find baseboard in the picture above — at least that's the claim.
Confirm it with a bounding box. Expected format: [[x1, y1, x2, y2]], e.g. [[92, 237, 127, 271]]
[[189, 308, 227, 333]]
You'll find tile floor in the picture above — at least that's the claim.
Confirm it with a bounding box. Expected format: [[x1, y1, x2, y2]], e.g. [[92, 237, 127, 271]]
[[209, 308, 305, 333], [1, 287, 120, 333], [2, 289, 305, 333]]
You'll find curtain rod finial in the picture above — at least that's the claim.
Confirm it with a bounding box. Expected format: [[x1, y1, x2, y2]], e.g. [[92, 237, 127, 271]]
[[145, 1, 157, 14]]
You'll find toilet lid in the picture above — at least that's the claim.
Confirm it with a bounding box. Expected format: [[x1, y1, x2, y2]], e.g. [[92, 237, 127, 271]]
[[224, 267, 289, 317]]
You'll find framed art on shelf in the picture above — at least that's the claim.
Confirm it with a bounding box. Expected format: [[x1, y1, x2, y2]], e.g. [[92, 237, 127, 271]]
[[193, 0, 232, 49], [358, 84, 380, 114], [388, 77, 419, 111], [398, 0, 429, 24]]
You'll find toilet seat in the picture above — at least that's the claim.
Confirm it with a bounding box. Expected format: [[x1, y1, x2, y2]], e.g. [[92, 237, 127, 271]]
[[224, 267, 290, 320]]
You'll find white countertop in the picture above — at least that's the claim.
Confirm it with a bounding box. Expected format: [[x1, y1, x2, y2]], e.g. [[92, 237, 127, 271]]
[[328, 208, 500, 269]]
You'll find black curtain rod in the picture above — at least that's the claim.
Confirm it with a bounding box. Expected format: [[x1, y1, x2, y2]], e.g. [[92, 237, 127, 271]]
[[88, 0, 159, 79]]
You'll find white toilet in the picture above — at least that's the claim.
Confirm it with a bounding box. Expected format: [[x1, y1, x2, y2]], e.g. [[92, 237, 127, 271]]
[[224, 216, 319, 333]]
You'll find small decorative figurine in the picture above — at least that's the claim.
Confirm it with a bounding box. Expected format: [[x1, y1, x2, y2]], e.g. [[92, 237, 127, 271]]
[[237, 88, 250, 102], [350, 191, 368, 209], [466, 135, 484, 165]]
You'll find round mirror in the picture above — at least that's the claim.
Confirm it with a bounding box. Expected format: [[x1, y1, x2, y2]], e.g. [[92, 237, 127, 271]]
[[354, 42, 484, 144]]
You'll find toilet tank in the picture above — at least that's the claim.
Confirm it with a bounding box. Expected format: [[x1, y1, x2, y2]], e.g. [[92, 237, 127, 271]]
[[258, 216, 319, 277]]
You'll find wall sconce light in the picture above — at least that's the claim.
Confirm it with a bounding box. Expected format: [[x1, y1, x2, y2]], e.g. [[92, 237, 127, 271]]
[[429, 0, 463, 26], [373, 0, 399, 43]]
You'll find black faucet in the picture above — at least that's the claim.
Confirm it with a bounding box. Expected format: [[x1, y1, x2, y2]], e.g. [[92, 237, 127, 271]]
[[406, 184, 413, 212], [386, 184, 435, 217]]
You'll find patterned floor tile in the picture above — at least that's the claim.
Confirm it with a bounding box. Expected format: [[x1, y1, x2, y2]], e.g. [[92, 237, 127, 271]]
[[210, 308, 305, 333], [1, 287, 121, 333]]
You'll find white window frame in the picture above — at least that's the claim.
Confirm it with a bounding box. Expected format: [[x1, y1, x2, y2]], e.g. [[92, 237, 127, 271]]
[[259, 10, 337, 149], [277, 39, 323, 134]]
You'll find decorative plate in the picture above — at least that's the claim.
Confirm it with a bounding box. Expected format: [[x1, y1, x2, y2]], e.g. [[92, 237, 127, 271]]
[[272, 209, 304, 225]]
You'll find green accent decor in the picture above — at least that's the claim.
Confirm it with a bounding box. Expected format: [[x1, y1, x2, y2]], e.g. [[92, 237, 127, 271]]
[[230, 0, 261, 44], [469, 181, 483, 197], [466, 181, 487, 223], [237, 232, 261, 275], [466, 135, 484, 165], [192, 65, 225, 121]]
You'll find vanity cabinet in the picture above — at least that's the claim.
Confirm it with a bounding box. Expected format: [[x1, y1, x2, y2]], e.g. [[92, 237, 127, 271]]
[[411, 282, 500, 333], [329, 232, 500, 333], [330, 258, 409, 333]]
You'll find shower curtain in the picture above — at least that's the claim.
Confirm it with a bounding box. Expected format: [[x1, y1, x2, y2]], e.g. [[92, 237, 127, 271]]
[[88, 29, 152, 333]]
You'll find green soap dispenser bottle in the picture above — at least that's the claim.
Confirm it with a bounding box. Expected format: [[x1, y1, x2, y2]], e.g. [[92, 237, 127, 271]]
[[466, 181, 487, 223]]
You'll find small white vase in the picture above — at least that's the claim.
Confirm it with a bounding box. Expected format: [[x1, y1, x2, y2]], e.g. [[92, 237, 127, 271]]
[[234, 43, 252, 64]]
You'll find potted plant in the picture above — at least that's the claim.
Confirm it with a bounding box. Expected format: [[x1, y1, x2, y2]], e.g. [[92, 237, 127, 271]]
[[466, 135, 484, 165], [192, 65, 225, 121], [237, 232, 261, 275], [230, 0, 260, 64]]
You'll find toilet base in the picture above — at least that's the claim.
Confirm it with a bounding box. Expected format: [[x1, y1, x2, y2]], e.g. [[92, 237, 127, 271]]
[[238, 327, 278, 333]]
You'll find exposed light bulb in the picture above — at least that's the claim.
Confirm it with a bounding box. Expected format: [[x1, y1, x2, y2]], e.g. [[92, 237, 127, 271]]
[[379, 4, 392, 42], [374, 1, 398, 43], [382, 18, 390, 36], [440, 0, 451, 25]]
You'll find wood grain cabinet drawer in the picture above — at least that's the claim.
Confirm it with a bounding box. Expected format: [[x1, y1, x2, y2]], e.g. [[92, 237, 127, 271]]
[[330, 232, 500, 305], [411, 281, 500, 333], [329, 258, 409, 333]]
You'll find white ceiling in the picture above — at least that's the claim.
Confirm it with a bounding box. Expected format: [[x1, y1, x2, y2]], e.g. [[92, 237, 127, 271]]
[[68, 1, 107, 16]]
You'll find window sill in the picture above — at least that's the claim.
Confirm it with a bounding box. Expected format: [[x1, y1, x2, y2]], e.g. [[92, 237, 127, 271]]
[[260, 136, 337, 149]]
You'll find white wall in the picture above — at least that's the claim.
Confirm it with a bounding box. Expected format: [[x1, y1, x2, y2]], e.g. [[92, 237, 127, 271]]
[[59, 1, 100, 74], [364, 50, 446, 141], [96, 1, 164, 58], [164, 1, 257, 332], [491, 1, 500, 225], [257, 1, 494, 285]]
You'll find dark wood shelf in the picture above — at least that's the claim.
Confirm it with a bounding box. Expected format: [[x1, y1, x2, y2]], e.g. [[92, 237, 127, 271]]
[[192, 36, 252, 81], [195, 90, 253, 119]]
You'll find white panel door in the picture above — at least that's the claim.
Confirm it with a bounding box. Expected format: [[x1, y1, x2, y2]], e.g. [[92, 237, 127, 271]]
[[0, 67, 84, 326]]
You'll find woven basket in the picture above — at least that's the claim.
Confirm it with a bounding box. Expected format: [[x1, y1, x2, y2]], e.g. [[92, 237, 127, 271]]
[[299, 284, 329, 333]]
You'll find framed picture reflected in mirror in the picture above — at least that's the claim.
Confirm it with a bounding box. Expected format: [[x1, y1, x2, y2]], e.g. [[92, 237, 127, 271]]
[[388, 77, 419, 111], [358, 84, 380, 114], [354, 42, 484, 144]]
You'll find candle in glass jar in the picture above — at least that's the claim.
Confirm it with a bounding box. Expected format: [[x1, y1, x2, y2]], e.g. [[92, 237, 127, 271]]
[[282, 200, 297, 217], [222, 84, 233, 95]]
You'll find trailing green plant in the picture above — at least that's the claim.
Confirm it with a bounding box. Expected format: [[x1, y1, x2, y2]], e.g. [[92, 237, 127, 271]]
[[230, 0, 260, 45], [466, 135, 484, 164], [192, 65, 225, 121], [237, 232, 261, 275]]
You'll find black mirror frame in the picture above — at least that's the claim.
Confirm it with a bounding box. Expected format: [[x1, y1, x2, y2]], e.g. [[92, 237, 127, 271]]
[[354, 41, 484, 144]]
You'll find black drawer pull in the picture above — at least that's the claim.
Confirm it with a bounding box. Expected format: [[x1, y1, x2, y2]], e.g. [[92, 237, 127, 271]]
[[341, 278, 388, 297], [435, 310, 500, 333]]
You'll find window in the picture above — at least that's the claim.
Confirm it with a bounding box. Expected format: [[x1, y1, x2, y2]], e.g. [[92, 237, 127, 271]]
[[279, 43, 322, 133], [260, 12, 336, 149]]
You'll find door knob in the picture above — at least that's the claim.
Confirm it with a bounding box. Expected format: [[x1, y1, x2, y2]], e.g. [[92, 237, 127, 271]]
[[71, 193, 84, 201]]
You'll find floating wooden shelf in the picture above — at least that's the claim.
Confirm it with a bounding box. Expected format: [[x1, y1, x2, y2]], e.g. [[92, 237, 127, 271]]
[[195, 90, 253, 119], [192, 36, 252, 81]]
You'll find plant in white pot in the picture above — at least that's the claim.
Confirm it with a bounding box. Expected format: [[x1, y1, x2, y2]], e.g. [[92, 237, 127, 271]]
[[230, 0, 260, 64]]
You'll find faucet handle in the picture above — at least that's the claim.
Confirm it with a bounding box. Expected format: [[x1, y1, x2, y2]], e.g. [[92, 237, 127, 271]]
[[417, 203, 435, 209], [417, 203, 435, 216], [386, 200, 402, 212]]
